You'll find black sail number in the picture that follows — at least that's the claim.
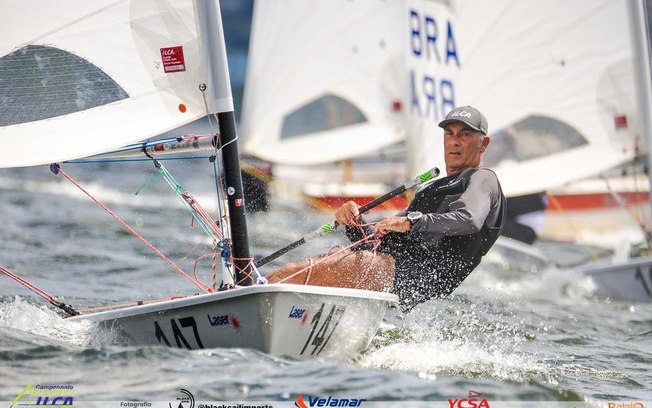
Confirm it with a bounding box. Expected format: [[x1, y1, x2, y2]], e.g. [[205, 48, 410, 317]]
[[300, 303, 346, 356], [154, 316, 204, 349]]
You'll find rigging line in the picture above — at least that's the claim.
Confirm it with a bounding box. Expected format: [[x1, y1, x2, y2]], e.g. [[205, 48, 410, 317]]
[[213, 132, 239, 150], [199, 88, 225, 160], [153, 161, 224, 243], [192, 252, 219, 292], [52, 164, 209, 293], [198, 88, 247, 287], [199, 87, 240, 153], [274, 233, 381, 284], [233, 257, 263, 284], [76, 295, 188, 314], [0, 265, 79, 316], [134, 171, 164, 196], [211, 158, 232, 252], [141, 157, 234, 285], [200, 93, 229, 215], [600, 173, 652, 243], [234, 257, 256, 286], [354, 239, 383, 289], [545, 191, 601, 262], [66, 156, 213, 165], [211, 241, 218, 291], [200, 85, 235, 278], [630, 143, 650, 239]]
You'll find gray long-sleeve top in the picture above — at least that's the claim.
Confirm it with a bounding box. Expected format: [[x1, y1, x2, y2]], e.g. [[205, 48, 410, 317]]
[[405, 168, 503, 243]]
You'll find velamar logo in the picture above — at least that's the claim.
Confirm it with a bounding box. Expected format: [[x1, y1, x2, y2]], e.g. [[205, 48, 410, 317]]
[[11, 383, 75, 407], [294, 394, 366, 407]]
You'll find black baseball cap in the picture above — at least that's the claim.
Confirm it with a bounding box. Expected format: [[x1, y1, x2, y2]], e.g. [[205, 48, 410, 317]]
[[438, 106, 488, 135]]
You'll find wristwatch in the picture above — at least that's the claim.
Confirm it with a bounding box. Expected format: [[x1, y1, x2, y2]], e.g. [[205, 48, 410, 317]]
[[407, 211, 423, 226]]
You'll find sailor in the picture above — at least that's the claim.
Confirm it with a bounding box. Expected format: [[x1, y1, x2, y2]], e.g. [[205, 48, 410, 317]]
[[267, 106, 506, 310]]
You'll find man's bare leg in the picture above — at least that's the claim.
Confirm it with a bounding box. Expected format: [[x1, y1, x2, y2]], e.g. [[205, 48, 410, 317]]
[[265, 249, 395, 292]]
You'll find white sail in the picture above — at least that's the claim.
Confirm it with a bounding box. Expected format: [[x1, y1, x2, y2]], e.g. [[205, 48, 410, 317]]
[[241, 0, 407, 166], [407, 0, 642, 197], [0, 0, 206, 168]]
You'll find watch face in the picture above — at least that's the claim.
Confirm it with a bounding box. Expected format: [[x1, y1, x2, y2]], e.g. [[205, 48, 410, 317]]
[[408, 211, 422, 221]]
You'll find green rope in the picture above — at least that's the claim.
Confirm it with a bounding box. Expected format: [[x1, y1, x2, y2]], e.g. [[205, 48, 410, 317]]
[[134, 171, 164, 195], [137, 161, 224, 246]]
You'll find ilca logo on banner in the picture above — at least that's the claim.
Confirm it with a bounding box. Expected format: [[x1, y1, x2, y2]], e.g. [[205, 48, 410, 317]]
[[448, 390, 490, 408], [10, 383, 75, 407]]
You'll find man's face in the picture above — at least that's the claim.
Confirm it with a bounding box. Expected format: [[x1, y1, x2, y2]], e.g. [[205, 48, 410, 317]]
[[443, 122, 490, 175]]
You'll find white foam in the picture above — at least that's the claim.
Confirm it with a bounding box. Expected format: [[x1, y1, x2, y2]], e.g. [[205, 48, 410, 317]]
[[359, 292, 554, 384], [360, 337, 549, 383], [0, 296, 97, 347]]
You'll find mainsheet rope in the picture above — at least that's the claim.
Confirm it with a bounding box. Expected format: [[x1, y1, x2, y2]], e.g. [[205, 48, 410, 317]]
[[75, 295, 187, 314], [0, 265, 79, 316], [274, 220, 384, 288]]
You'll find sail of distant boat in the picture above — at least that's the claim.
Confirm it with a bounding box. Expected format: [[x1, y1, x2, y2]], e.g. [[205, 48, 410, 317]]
[[241, 0, 644, 201], [407, 0, 642, 197], [577, 0, 652, 303], [240, 0, 408, 166]]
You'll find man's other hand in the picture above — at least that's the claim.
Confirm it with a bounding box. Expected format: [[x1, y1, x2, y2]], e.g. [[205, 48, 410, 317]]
[[335, 201, 360, 226]]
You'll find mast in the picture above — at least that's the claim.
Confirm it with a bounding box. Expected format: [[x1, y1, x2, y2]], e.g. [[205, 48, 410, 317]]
[[195, 0, 253, 285], [628, 0, 652, 247]]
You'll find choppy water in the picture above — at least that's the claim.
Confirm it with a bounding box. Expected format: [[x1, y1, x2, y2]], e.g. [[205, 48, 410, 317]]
[[1, 161, 651, 406]]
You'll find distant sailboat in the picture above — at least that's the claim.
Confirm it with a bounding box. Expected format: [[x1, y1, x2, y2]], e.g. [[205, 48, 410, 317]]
[[240, 0, 409, 207], [241, 0, 648, 244], [577, 0, 652, 303]]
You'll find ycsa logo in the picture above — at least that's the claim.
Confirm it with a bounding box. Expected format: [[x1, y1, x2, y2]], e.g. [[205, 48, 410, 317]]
[[448, 390, 490, 408]]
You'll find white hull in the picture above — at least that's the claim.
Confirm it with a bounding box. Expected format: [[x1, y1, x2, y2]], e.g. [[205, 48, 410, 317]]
[[581, 256, 652, 302], [69, 284, 397, 360]]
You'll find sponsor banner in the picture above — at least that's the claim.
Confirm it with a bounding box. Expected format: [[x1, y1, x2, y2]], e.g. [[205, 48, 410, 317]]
[[2, 401, 649, 408]]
